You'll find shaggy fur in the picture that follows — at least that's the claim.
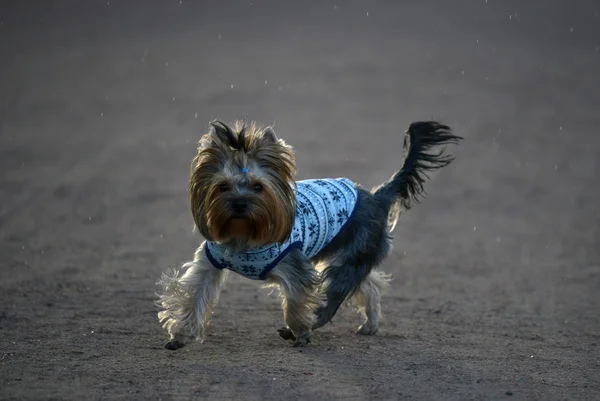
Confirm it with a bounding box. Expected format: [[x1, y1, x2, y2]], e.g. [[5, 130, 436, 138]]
[[157, 119, 461, 349]]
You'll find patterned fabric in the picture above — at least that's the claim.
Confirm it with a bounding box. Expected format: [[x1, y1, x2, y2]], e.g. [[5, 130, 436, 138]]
[[205, 178, 359, 280]]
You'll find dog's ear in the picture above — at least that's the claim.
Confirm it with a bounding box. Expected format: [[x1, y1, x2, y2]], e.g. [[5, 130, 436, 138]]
[[262, 126, 278, 143], [208, 120, 239, 149]]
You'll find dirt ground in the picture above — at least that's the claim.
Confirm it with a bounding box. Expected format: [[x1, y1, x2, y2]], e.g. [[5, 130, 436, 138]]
[[1, 1, 599, 400]]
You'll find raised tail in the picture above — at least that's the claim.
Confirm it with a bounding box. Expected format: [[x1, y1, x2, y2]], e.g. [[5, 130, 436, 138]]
[[373, 121, 462, 224]]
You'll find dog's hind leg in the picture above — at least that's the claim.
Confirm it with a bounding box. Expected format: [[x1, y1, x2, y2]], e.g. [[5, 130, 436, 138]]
[[351, 270, 392, 335], [157, 242, 228, 350], [312, 262, 371, 330], [266, 250, 321, 347]]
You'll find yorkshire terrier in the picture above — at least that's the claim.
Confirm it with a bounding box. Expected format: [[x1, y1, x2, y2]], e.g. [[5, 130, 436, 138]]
[[157, 120, 461, 350]]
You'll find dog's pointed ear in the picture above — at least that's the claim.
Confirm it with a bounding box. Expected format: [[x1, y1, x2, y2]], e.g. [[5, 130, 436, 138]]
[[208, 120, 238, 149], [262, 126, 278, 143]]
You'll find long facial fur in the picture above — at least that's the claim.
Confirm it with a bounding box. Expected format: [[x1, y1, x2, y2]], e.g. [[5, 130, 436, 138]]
[[189, 120, 297, 249]]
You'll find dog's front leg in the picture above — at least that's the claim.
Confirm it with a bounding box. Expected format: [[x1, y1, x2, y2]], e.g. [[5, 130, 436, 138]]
[[266, 249, 321, 347], [157, 242, 228, 350]]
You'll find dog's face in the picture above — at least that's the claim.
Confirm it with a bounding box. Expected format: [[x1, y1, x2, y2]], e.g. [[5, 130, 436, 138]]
[[190, 120, 297, 248]]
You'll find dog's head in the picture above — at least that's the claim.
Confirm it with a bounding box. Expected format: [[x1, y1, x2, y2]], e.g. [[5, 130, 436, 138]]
[[190, 120, 297, 249]]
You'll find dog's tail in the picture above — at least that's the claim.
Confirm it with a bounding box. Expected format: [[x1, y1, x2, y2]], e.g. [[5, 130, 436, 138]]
[[372, 121, 462, 230]]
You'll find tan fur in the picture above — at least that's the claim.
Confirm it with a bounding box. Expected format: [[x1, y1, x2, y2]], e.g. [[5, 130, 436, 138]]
[[156, 243, 228, 343], [190, 121, 297, 246], [352, 270, 393, 335], [265, 260, 322, 346]]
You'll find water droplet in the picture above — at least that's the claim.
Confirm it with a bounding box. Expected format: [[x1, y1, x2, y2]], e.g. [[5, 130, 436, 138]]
[[461, 70, 465, 75], [278, 86, 282, 91], [264, 80, 268, 84], [509, 14, 512, 20], [366, 12, 369, 16], [218, 34, 222, 40], [100, 112, 103, 116], [569, 27, 574, 33], [334, 5, 337, 9], [554, 165, 558, 170], [160, 234, 164, 238], [21, 245, 25, 250], [230, 84, 234, 89], [496, 237, 501, 242], [88, 217, 92, 221], [165, 62, 168, 67], [473, 226, 477, 231], [172, 96, 176, 101], [559, 126, 563, 131], [194, 112, 198, 118]]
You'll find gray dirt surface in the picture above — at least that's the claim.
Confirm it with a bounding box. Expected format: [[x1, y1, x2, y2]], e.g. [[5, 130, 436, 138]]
[[1, 1, 599, 400]]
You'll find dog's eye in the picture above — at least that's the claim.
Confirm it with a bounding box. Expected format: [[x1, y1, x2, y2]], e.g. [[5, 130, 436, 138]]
[[218, 184, 229, 193], [253, 183, 263, 192]]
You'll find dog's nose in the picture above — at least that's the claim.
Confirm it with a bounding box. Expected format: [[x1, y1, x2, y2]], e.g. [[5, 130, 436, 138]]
[[231, 200, 248, 214]]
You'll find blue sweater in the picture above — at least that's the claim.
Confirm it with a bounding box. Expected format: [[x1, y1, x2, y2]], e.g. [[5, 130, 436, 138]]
[[205, 178, 359, 280]]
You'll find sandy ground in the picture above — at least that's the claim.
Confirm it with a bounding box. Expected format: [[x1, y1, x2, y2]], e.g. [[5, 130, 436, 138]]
[[1, 1, 600, 400]]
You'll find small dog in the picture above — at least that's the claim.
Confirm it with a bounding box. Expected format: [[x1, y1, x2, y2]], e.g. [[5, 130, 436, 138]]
[[157, 120, 461, 349]]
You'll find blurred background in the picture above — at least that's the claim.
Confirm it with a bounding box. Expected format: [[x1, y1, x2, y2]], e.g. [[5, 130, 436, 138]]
[[1, 1, 599, 400]]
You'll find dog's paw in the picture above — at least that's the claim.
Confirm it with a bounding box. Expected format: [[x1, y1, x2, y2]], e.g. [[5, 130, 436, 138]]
[[277, 326, 296, 341], [292, 331, 312, 347], [356, 323, 379, 336], [165, 339, 187, 350]]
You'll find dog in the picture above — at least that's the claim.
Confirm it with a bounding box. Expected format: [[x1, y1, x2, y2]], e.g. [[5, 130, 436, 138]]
[[157, 119, 461, 349]]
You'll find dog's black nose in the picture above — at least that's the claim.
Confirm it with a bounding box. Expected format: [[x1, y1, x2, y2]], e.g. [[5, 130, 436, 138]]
[[231, 200, 248, 214]]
